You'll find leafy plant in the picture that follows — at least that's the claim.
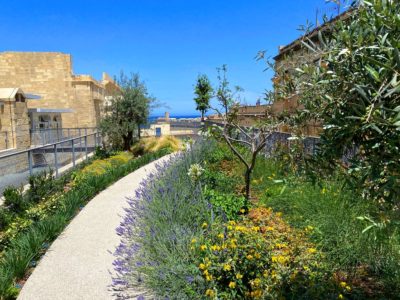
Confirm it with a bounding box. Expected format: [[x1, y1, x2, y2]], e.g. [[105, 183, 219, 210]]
[[203, 188, 245, 220], [3, 186, 26, 214], [27, 170, 56, 204]]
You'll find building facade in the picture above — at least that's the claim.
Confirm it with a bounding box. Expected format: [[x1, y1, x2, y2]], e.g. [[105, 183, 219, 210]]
[[0, 52, 119, 129]]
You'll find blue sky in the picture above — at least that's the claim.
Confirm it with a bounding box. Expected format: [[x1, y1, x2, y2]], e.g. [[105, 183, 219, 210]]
[[0, 0, 344, 116]]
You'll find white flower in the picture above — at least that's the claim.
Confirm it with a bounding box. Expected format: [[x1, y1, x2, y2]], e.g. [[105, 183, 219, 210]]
[[187, 164, 204, 182]]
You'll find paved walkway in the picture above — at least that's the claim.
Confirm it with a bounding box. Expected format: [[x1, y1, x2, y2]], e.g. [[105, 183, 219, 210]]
[[18, 154, 172, 300]]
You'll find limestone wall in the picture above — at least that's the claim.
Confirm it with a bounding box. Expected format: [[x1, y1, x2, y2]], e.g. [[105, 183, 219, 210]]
[[0, 52, 118, 130], [0, 52, 77, 127]]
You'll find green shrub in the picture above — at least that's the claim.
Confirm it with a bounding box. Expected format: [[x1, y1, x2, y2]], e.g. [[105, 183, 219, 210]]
[[27, 170, 57, 204], [3, 187, 26, 214], [203, 188, 245, 220], [0, 208, 12, 231]]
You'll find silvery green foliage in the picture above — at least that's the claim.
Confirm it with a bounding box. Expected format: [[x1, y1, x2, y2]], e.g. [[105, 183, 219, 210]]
[[292, 1, 400, 217], [113, 140, 215, 299]]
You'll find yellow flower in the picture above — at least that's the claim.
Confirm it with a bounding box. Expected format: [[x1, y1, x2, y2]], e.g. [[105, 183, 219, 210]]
[[252, 278, 261, 287], [200, 245, 207, 251], [251, 226, 260, 232], [338, 294, 344, 299], [217, 233, 224, 239], [202, 222, 208, 229], [203, 269, 209, 276], [199, 263, 206, 270], [228, 220, 236, 226], [211, 245, 221, 251], [206, 275, 213, 281], [345, 286, 351, 292], [228, 281, 236, 289], [250, 290, 263, 298], [205, 289, 215, 297], [227, 225, 233, 231], [322, 188, 327, 194], [276, 212, 282, 217], [240, 208, 246, 214], [223, 264, 231, 271], [272, 255, 288, 264], [254, 252, 261, 259], [191, 238, 197, 244], [236, 273, 243, 279], [339, 281, 347, 288], [266, 226, 274, 231], [307, 248, 317, 254], [246, 254, 253, 260], [229, 243, 237, 249]]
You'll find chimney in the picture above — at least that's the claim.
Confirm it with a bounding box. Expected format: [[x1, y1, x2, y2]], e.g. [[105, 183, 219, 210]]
[[165, 111, 170, 122]]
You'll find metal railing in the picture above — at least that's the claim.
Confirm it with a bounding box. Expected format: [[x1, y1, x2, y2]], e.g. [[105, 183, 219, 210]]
[[0, 127, 97, 151], [30, 127, 97, 146], [0, 131, 101, 195]]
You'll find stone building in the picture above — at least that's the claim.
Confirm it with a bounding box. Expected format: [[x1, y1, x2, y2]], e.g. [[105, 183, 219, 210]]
[[0, 52, 119, 129], [0, 88, 31, 150]]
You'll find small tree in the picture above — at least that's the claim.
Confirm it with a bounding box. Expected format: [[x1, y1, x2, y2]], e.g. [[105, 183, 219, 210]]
[[208, 66, 280, 207], [100, 72, 155, 150], [194, 74, 213, 121]]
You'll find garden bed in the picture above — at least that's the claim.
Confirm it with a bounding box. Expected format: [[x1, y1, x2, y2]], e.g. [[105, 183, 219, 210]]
[[0, 148, 170, 299], [114, 140, 399, 299]]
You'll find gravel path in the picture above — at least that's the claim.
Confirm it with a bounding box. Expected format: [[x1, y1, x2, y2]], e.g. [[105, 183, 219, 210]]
[[18, 155, 172, 300]]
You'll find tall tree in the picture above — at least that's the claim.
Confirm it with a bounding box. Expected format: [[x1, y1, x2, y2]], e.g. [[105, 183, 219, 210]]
[[100, 72, 155, 150], [194, 74, 213, 121]]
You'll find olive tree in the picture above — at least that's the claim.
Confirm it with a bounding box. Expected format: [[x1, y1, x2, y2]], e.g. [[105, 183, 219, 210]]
[[293, 0, 400, 216], [100, 72, 156, 150]]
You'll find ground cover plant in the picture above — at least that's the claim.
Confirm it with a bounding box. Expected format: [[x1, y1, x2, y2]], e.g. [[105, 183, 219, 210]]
[[0, 149, 170, 300], [209, 142, 400, 299]]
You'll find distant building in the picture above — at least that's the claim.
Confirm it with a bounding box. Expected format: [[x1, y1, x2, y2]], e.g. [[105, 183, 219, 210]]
[[0, 52, 120, 129]]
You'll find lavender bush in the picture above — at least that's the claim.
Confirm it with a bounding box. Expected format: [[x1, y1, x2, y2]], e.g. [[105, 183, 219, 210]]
[[113, 140, 215, 299]]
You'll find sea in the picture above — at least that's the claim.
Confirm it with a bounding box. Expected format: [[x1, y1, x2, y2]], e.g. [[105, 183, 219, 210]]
[[148, 115, 200, 123]]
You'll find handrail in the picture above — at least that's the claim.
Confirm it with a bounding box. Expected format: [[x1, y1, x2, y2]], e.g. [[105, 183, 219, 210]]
[[0, 132, 99, 159]]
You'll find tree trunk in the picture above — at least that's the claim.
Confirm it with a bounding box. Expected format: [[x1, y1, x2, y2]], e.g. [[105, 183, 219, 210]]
[[201, 111, 204, 122], [123, 131, 133, 151], [137, 125, 141, 139], [244, 168, 251, 208]]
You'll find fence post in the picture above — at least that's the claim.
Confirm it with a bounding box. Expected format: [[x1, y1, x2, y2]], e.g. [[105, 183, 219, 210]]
[[41, 130, 45, 145], [54, 143, 59, 177], [72, 138, 76, 167], [28, 150, 33, 176], [85, 135, 88, 160]]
